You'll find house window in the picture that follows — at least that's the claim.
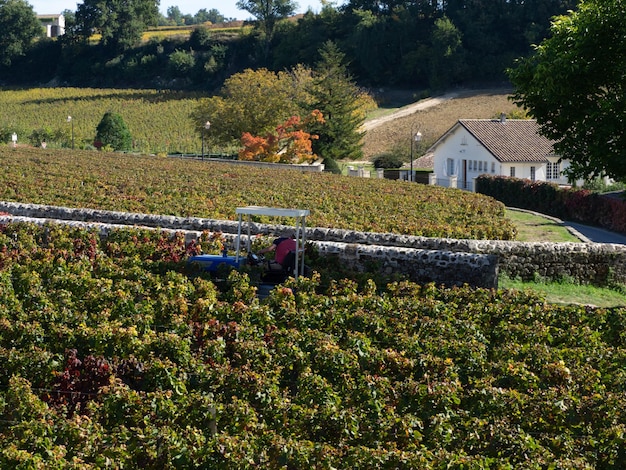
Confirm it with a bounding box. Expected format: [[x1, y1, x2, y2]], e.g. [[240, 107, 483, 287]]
[[530, 166, 536, 181], [547, 162, 561, 180], [447, 158, 456, 176], [510, 167, 516, 177], [478, 161, 483, 172], [491, 162, 495, 173]]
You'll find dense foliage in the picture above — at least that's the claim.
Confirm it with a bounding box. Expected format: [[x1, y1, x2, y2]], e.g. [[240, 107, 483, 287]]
[[191, 65, 375, 155], [239, 112, 325, 164], [1, 221, 625, 468], [0, 147, 516, 240], [509, 0, 626, 181], [0, 0, 42, 67], [236, 0, 297, 61], [1, 1, 579, 89], [477, 175, 626, 236], [74, 0, 160, 53]]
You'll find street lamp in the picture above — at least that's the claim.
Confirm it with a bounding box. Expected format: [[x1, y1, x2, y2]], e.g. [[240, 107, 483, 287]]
[[201, 120, 211, 159], [67, 115, 74, 149], [410, 127, 422, 182]]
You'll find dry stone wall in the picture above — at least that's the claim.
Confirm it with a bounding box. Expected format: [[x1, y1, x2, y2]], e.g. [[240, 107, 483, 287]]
[[1, 201, 624, 286]]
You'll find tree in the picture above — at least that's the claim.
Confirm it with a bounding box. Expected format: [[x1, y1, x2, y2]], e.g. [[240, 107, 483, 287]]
[[308, 41, 371, 161], [95, 112, 132, 151], [191, 67, 311, 147], [239, 111, 325, 163], [166, 6, 184, 25], [428, 16, 464, 90], [0, 0, 42, 67], [75, 0, 159, 52], [202, 8, 226, 24], [189, 25, 212, 49], [509, 0, 626, 180], [236, 0, 297, 60]]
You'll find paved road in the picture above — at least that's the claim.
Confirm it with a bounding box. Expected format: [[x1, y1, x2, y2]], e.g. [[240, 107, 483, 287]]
[[563, 221, 626, 245], [510, 207, 626, 245]]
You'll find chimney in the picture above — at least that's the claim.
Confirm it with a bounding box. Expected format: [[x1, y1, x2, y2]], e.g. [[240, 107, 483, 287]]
[[500, 113, 506, 123]]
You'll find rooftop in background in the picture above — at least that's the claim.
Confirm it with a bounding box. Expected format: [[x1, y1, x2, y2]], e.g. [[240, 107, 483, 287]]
[[458, 118, 556, 163]]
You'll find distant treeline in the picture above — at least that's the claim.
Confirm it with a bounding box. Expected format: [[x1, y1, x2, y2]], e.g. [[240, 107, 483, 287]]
[[2, 0, 578, 91]]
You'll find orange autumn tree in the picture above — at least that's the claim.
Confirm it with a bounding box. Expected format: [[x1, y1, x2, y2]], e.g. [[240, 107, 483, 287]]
[[239, 110, 325, 164]]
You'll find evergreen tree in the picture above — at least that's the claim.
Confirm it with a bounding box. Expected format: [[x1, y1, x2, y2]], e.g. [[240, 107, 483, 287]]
[[95, 112, 132, 151], [309, 41, 365, 161]]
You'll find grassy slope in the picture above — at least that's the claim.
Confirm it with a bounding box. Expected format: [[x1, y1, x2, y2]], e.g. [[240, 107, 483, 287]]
[[505, 209, 580, 243]]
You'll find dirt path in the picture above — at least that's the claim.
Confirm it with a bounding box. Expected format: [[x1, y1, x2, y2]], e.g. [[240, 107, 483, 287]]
[[362, 91, 464, 132], [362, 87, 513, 132]]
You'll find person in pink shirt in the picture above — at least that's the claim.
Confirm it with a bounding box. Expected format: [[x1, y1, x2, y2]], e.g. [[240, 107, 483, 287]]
[[258, 230, 297, 271]]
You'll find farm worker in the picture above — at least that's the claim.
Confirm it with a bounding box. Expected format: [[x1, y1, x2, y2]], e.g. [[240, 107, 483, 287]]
[[258, 229, 297, 271]]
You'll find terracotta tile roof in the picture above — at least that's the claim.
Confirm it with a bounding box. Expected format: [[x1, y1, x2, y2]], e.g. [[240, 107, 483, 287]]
[[459, 119, 556, 163]]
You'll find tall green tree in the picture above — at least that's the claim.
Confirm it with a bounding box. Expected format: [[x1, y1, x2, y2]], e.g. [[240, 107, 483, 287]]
[[428, 16, 464, 89], [95, 111, 132, 151], [236, 0, 297, 60], [75, 0, 160, 52], [308, 41, 367, 161], [0, 0, 42, 67], [509, 0, 626, 180], [166, 6, 184, 25]]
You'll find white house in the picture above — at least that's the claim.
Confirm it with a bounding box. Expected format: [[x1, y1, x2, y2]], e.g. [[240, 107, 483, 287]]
[[38, 14, 65, 37], [429, 116, 570, 191]]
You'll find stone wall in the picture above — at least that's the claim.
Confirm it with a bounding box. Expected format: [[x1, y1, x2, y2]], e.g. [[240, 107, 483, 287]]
[[194, 157, 325, 173], [2, 201, 625, 286]]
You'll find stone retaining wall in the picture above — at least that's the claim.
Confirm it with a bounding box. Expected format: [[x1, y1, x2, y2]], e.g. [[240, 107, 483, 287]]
[[2, 201, 625, 286]]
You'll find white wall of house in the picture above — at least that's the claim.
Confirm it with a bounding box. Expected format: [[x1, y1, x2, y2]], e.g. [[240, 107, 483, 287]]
[[432, 127, 500, 190], [432, 126, 571, 190]]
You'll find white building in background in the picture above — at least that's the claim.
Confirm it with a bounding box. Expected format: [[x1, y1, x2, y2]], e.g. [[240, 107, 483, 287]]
[[38, 14, 65, 37], [429, 116, 571, 191]]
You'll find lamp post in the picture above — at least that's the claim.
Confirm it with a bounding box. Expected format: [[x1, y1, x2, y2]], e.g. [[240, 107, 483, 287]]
[[67, 115, 74, 149], [410, 127, 422, 182], [201, 121, 211, 159]]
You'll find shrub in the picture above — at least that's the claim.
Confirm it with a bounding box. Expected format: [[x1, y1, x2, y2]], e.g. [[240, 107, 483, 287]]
[[95, 111, 132, 151], [169, 49, 196, 75], [477, 175, 626, 235], [373, 153, 405, 169], [189, 26, 212, 49], [322, 157, 342, 174]]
